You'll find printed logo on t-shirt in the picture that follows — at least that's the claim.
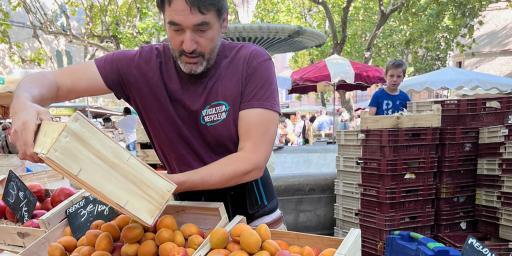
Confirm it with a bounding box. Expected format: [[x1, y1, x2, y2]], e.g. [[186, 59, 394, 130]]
[[200, 101, 230, 126], [383, 100, 393, 115]]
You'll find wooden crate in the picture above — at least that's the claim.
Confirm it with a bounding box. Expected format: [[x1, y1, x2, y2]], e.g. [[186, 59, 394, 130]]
[[335, 131, 363, 145], [0, 154, 25, 176], [407, 101, 438, 113], [19, 201, 229, 256], [195, 215, 361, 256], [136, 144, 161, 164], [360, 106, 441, 129], [0, 190, 86, 253], [34, 112, 176, 226]]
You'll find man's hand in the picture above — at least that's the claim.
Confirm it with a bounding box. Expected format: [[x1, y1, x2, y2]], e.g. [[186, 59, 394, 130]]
[[10, 98, 51, 162]]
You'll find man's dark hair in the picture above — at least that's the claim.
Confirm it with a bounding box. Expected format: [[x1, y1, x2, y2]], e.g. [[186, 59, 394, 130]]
[[385, 59, 407, 76], [123, 107, 132, 115], [156, 0, 228, 20]]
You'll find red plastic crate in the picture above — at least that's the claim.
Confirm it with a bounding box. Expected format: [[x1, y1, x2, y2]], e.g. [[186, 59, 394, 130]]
[[499, 158, 512, 176], [362, 144, 438, 158], [360, 223, 432, 241], [438, 142, 478, 157], [436, 181, 476, 198], [359, 156, 438, 174], [476, 175, 503, 190], [360, 197, 434, 214], [435, 98, 511, 115], [362, 236, 385, 256], [475, 205, 500, 223], [361, 185, 435, 201], [361, 128, 439, 145], [361, 171, 435, 187], [435, 231, 512, 256], [436, 195, 476, 210], [359, 209, 434, 229], [436, 169, 476, 184], [434, 219, 477, 234], [478, 142, 505, 158], [436, 207, 475, 223], [478, 220, 500, 237], [439, 127, 479, 143], [437, 156, 478, 171], [442, 111, 511, 128]]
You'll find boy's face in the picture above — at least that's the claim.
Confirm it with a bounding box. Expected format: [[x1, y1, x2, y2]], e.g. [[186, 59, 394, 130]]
[[385, 68, 405, 91]]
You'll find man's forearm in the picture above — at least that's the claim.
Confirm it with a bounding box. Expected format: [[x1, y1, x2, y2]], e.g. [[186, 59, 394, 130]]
[[14, 72, 60, 107], [166, 151, 269, 193]]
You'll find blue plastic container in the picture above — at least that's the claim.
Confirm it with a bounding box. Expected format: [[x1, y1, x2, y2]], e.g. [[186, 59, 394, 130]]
[[385, 231, 461, 256]]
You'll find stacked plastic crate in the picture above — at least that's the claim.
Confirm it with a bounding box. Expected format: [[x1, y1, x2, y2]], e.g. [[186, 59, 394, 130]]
[[500, 136, 512, 241], [334, 130, 363, 237], [476, 125, 511, 238], [435, 127, 479, 235], [358, 128, 439, 256]]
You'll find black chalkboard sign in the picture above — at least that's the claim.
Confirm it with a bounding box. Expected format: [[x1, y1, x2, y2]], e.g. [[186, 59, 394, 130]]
[[462, 235, 496, 256], [1, 170, 38, 224], [65, 195, 118, 239]]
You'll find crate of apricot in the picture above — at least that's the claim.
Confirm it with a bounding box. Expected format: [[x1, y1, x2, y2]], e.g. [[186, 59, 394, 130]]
[[194, 216, 353, 256], [0, 182, 85, 253], [19, 201, 228, 256]]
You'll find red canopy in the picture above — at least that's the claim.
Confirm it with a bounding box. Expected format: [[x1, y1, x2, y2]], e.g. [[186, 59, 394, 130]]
[[289, 59, 386, 94]]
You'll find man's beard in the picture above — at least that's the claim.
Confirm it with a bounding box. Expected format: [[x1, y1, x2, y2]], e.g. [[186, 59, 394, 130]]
[[170, 40, 221, 75]]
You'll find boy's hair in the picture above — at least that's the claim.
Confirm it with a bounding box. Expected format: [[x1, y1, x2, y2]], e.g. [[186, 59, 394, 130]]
[[156, 0, 228, 20], [123, 107, 132, 115], [385, 59, 407, 76]]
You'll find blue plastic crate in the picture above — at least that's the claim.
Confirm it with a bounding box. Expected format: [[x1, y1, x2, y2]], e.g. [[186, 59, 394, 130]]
[[385, 231, 461, 256]]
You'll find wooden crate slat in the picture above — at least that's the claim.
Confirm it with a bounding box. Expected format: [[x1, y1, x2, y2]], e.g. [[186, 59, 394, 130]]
[[34, 112, 175, 226]]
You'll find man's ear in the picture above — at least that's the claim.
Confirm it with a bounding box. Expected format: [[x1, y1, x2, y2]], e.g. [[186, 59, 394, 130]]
[[221, 13, 228, 33]]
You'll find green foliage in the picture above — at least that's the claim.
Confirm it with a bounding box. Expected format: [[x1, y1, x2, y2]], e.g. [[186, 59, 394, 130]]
[[254, 0, 498, 74]]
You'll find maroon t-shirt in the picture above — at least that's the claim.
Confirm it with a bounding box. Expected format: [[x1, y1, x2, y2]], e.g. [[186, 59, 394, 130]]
[[95, 41, 280, 173]]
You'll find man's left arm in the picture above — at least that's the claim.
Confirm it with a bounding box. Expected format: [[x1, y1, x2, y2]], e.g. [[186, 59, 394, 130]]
[[165, 108, 278, 193]]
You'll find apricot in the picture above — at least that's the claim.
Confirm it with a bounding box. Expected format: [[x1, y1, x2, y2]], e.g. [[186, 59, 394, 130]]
[[157, 214, 178, 231], [187, 234, 204, 250], [180, 223, 202, 239], [230, 223, 252, 243], [96, 232, 114, 252], [57, 235, 78, 253], [48, 242, 67, 256], [262, 240, 280, 256], [120, 243, 139, 256], [209, 227, 229, 249], [121, 223, 144, 243], [101, 222, 121, 241], [138, 240, 158, 256], [255, 224, 271, 241], [239, 229, 262, 254]]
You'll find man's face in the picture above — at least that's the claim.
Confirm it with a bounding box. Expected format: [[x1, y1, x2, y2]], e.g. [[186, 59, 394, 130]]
[[164, 0, 228, 74], [385, 68, 405, 91]]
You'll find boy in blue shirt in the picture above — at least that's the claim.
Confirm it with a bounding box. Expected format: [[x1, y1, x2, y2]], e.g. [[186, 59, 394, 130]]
[[369, 60, 411, 115]]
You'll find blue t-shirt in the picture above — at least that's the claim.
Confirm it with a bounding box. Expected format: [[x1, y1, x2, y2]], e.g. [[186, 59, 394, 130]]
[[368, 88, 411, 115]]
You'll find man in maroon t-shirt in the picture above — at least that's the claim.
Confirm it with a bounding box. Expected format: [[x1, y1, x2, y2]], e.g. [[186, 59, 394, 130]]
[[10, 0, 284, 228]]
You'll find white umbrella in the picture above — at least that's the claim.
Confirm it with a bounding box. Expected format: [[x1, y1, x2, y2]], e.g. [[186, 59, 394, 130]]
[[401, 67, 512, 92]]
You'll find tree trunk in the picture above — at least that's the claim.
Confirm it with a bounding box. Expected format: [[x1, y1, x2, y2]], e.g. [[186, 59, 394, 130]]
[[320, 92, 327, 107], [311, 0, 340, 55]]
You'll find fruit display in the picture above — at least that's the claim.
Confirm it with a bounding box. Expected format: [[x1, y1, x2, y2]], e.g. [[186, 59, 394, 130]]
[[0, 183, 77, 228], [203, 223, 338, 256], [47, 214, 209, 256]]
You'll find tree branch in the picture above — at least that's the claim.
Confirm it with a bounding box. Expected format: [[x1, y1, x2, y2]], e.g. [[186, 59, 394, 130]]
[[311, 0, 339, 54], [339, 0, 355, 54]]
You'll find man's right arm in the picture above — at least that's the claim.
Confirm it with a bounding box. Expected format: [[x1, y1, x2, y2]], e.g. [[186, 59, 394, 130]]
[[10, 61, 111, 162]]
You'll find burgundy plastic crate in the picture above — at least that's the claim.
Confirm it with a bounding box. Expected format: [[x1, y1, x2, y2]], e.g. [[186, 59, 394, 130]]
[[438, 142, 478, 157], [464, 111, 512, 128], [361, 185, 435, 201], [500, 158, 512, 176], [361, 128, 440, 145], [436, 207, 475, 223], [436, 98, 511, 115], [439, 127, 479, 143], [437, 156, 478, 172], [478, 220, 500, 237], [434, 219, 477, 234], [476, 175, 503, 189], [362, 236, 385, 256], [436, 181, 476, 198], [359, 156, 438, 174], [360, 222, 432, 241], [359, 209, 434, 229], [360, 197, 434, 214], [475, 205, 500, 223], [435, 231, 512, 256], [478, 142, 505, 158], [362, 144, 438, 158], [501, 191, 512, 208], [437, 169, 476, 184], [361, 171, 435, 187], [436, 195, 476, 210]]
